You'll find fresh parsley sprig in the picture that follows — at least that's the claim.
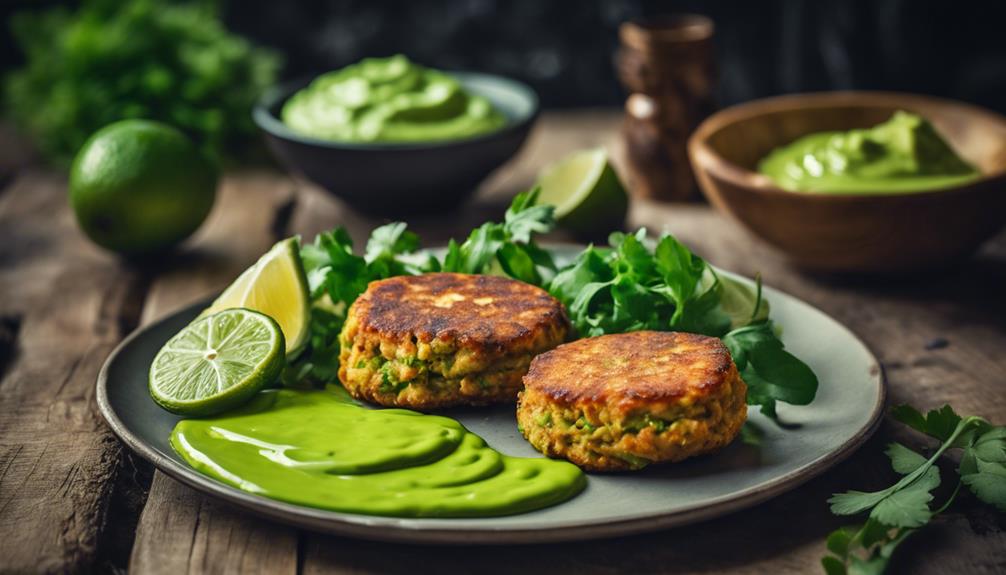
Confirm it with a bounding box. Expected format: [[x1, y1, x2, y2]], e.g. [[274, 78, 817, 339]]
[[7, 0, 280, 165], [823, 404, 1006, 574]]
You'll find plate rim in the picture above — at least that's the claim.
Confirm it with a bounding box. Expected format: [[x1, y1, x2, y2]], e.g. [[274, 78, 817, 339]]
[[96, 265, 886, 545]]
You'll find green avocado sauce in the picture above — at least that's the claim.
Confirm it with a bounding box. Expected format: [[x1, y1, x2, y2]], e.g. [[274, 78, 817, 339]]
[[170, 387, 586, 517], [758, 111, 980, 193], [281, 54, 506, 143]]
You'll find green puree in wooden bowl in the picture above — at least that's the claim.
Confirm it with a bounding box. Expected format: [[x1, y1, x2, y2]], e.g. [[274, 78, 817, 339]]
[[758, 111, 980, 194]]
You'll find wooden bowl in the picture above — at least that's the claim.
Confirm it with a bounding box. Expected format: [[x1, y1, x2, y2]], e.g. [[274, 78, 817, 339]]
[[688, 92, 1006, 273]]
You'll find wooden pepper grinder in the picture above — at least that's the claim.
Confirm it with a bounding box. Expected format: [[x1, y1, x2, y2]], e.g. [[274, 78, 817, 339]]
[[617, 15, 716, 202]]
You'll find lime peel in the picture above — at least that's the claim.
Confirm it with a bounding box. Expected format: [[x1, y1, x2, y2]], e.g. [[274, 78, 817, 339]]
[[202, 237, 311, 357], [535, 148, 629, 235]]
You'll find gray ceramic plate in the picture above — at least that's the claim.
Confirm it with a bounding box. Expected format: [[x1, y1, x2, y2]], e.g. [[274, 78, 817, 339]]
[[97, 247, 885, 544]]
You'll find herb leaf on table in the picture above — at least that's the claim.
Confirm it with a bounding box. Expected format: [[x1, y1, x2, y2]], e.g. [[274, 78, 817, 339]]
[[822, 404, 1006, 574]]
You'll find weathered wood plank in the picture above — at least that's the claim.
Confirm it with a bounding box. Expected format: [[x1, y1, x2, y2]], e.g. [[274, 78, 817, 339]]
[[130, 474, 298, 575], [127, 172, 300, 575], [0, 171, 149, 573]]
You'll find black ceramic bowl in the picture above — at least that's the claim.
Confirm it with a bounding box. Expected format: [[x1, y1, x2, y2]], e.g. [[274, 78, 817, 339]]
[[254, 72, 539, 215]]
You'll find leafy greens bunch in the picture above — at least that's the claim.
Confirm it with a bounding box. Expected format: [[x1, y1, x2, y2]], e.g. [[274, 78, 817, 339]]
[[547, 228, 817, 419], [5, 0, 280, 165], [293, 189, 818, 420], [823, 404, 1006, 575], [440, 190, 559, 283]]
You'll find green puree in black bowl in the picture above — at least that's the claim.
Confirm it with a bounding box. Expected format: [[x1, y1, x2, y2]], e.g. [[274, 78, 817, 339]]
[[281, 55, 506, 143], [758, 111, 980, 194]]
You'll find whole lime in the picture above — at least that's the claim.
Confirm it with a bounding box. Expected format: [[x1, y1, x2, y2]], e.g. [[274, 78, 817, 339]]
[[69, 120, 217, 256]]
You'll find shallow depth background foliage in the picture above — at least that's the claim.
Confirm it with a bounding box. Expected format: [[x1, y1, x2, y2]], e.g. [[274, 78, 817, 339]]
[[5, 0, 280, 166]]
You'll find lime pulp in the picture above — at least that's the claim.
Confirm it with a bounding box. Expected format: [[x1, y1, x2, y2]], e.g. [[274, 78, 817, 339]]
[[201, 237, 311, 357], [149, 308, 285, 416]]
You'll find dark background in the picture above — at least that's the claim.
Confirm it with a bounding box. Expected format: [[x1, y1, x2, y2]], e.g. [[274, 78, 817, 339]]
[[4, 0, 1006, 112]]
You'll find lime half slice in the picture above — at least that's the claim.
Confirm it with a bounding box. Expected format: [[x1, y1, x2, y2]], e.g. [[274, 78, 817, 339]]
[[535, 148, 629, 235], [149, 308, 285, 416], [202, 237, 310, 357]]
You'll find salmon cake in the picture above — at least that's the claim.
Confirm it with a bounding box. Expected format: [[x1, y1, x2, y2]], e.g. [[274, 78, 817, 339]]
[[517, 331, 747, 471], [338, 273, 570, 409]]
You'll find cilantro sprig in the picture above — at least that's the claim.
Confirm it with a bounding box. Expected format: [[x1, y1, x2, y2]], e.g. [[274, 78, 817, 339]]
[[288, 189, 819, 420], [441, 188, 558, 284], [823, 404, 1006, 574]]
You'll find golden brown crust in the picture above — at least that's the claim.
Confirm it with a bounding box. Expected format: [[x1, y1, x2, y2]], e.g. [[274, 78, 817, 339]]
[[524, 331, 734, 410], [516, 331, 747, 471], [337, 273, 569, 409], [349, 273, 569, 351]]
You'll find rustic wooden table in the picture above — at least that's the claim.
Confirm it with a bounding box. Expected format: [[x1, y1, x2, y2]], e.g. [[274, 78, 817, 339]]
[[2, 111, 1004, 575]]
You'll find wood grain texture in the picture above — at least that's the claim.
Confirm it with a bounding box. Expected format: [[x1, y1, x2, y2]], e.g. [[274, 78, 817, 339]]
[[0, 171, 149, 574], [127, 172, 299, 575], [130, 475, 297, 575]]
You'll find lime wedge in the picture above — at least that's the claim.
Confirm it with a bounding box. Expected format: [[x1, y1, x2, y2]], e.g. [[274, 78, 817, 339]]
[[202, 237, 310, 357], [535, 148, 629, 236], [149, 308, 285, 416]]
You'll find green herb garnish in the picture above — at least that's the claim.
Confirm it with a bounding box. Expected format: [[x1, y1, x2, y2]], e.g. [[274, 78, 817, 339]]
[[823, 404, 1006, 574], [5, 0, 280, 165], [442, 188, 557, 285], [548, 228, 817, 420], [289, 190, 818, 421]]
